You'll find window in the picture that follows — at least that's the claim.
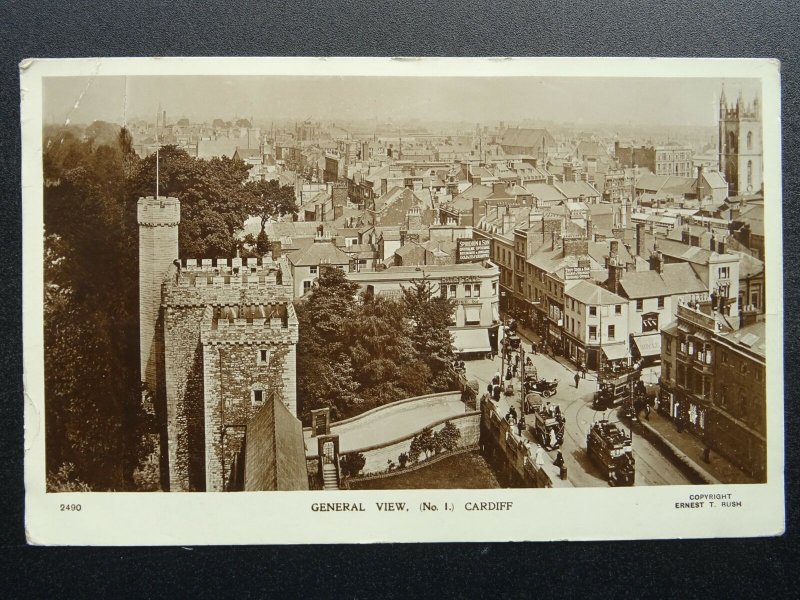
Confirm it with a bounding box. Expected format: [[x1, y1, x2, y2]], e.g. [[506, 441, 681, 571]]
[[589, 306, 597, 317], [473, 284, 481, 297], [740, 361, 748, 375], [636, 299, 643, 312], [657, 296, 665, 309], [665, 338, 672, 354], [303, 280, 312, 293], [310, 265, 318, 275], [450, 284, 457, 298], [747, 160, 753, 188], [747, 131, 753, 150], [664, 362, 672, 382], [589, 325, 597, 341], [756, 367, 764, 383], [718, 266, 730, 279], [720, 350, 728, 365], [492, 282, 498, 296], [465, 285, 471, 298], [251, 386, 265, 406], [258, 349, 270, 365], [608, 325, 615, 340], [615, 304, 622, 315]]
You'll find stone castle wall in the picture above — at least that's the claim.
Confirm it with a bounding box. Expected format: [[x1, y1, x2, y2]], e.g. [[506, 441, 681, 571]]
[[202, 340, 293, 492]]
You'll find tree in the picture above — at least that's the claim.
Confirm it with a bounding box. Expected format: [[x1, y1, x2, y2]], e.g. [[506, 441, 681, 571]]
[[401, 277, 457, 389], [44, 128, 151, 490], [410, 427, 435, 461], [398, 452, 409, 468], [295, 266, 361, 421], [129, 146, 253, 258], [245, 179, 298, 232], [339, 452, 366, 478], [433, 421, 461, 454]]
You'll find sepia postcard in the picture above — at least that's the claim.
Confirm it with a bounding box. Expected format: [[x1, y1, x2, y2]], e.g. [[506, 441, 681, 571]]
[[22, 57, 784, 545]]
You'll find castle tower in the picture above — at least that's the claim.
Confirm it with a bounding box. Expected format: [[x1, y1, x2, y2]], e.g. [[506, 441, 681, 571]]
[[138, 196, 180, 392], [719, 87, 763, 197]]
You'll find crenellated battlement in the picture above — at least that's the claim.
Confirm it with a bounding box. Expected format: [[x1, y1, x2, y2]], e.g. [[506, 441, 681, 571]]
[[162, 255, 295, 305], [138, 196, 181, 226], [200, 303, 299, 346]]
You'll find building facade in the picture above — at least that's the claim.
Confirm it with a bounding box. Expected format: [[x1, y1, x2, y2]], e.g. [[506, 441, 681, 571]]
[[659, 302, 766, 481]]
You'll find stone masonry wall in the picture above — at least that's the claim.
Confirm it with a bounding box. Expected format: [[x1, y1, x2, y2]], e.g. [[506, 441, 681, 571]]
[[163, 304, 207, 491], [202, 342, 291, 492]]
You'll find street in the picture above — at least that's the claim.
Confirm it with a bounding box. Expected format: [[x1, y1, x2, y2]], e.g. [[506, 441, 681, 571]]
[[464, 329, 691, 487]]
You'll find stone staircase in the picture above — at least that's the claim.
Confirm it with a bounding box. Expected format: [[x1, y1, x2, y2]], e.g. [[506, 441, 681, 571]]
[[322, 463, 339, 490]]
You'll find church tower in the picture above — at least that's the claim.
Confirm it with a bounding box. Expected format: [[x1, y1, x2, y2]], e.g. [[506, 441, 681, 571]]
[[719, 87, 763, 197], [138, 196, 180, 393]]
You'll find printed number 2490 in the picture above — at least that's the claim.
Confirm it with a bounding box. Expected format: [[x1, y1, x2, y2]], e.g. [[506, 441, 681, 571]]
[[59, 504, 81, 512]]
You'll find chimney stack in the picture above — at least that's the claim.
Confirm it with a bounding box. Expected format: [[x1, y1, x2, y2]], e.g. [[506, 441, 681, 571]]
[[635, 222, 644, 257], [649, 250, 664, 274], [472, 197, 481, 227], [607, 256, 623, 294]]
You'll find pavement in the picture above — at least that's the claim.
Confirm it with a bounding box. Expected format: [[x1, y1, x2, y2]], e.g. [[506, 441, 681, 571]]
[[305, 395, 467, 455], [640, 410, 757, 484]]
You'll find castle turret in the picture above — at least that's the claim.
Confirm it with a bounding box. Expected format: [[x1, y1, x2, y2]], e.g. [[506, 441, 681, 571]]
[[138, 196, 180, 392]]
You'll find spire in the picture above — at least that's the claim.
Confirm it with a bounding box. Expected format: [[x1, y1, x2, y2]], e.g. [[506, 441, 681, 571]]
[[720, 84, 727, 107]]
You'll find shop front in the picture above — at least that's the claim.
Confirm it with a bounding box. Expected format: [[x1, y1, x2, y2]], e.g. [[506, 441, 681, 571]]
[[631, 332, 662, 365], [546, 322, 563, 355], [562, 331, 585, 367]]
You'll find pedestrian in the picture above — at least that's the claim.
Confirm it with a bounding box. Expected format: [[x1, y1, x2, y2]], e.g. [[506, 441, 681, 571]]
[[554, 405, 561, 418], [549, 428, 558, 448], [553, 451, 564, 468], [512, 364, 518, 378], [580, 362, 587, 379], [505, 367, 513, 381], [544, 401, 551, 416], [510, 406, 518, 421], [532, 341, 538, 355], [487, 383, 493, 395], [534, 445, 544, 468], [517, 417, 525, 437], [574, 371, 581, 388]]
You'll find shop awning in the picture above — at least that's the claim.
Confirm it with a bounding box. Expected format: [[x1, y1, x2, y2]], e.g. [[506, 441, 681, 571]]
[[633, 333, 662, 357], [601, 344, 629, 361], [451, 328, 492, 354]]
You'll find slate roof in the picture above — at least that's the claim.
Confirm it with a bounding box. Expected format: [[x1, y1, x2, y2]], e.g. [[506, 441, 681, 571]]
[[718, 320, 766, 359], [567, 280, 626, 305], [243, 395, 308, 491], [499, 128, 556, 150], [737, 203, 764, 236], [288, 241, 350, 266], [617, 262, 707, 299], [525, 183, 566, 203]]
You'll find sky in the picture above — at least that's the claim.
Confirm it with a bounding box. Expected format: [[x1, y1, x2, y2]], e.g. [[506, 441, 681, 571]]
[[43, 75, 761, 129]]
